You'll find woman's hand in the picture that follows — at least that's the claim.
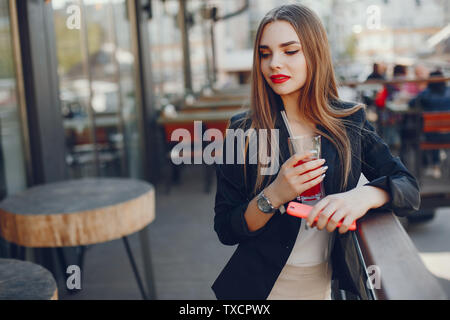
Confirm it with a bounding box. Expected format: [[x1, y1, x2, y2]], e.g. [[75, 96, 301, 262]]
[[306, 186, 390, 234], [264, 152, 327, 208]]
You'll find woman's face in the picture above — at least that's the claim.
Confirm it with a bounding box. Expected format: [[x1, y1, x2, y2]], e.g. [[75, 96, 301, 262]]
[[259, 20, 308, 98]]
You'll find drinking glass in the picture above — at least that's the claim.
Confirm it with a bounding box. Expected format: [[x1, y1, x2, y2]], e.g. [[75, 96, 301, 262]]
[[288, 135, 324, 203]]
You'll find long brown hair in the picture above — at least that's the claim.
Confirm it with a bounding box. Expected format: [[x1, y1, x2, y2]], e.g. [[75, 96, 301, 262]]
[[236, 4, 364, 195]]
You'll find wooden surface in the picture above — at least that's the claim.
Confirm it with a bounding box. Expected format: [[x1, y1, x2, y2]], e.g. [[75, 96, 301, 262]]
[[357, 211, 447, 299], [0, 178, 155, 247], [157, 109, 246, 124], [181, 100, 248, 112], [195, 95, 249, 102], [180, 105, 245, 113], [0, 258, 58, 300]]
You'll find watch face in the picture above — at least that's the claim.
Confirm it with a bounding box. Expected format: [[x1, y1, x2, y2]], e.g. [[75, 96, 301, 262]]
[[257, 195, 272, 213]]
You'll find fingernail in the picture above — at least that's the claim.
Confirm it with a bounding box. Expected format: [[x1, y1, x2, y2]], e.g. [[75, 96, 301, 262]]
[[323, 166, 328, 171], [320, 174, 326, 179]]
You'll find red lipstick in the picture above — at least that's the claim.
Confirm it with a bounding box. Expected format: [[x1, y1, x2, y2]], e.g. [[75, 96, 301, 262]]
[[270, 74, 290, 84]]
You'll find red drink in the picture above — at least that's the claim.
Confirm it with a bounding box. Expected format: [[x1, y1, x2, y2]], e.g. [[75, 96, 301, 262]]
[[288, 135, 323, 203], [294, 158, 323, 201]]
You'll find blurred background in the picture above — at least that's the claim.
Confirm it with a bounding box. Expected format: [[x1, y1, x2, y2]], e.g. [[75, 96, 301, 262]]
[[0, 0, 449, 300]]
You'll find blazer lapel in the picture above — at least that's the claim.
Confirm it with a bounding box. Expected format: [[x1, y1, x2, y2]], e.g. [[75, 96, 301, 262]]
[[316, 124, 339, 196]]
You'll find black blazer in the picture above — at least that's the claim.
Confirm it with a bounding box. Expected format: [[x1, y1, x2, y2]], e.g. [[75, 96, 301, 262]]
[[212, 100, 421, 300]]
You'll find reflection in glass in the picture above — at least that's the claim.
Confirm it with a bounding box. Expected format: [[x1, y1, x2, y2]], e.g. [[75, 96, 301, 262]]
[[148, 0, 210, 100], [54, 0, 96, 177], [111, 0, 142, 179], [148, 0, 184, 98], [53, 0, 143, 179]]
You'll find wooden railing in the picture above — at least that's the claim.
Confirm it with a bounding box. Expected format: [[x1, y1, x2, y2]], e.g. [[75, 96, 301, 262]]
[[353, 210, 447, 299], [339, 77, 450, 299]]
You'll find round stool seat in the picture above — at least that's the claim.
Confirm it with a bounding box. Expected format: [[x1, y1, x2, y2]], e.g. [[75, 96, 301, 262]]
[[0, 178, 155, 247], [0, 258, 58, 300]]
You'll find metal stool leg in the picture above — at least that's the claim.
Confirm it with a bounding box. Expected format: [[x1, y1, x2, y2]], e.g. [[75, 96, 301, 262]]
[[18, 245, 25, 260], [138, 225, 157, 299], [122, 236, 148, 300], [77, 246, 86, 271], [35, 248, 57, 279], [56, 248, 67, 275], [75, 246, 86, 290], [56, 247, 78, 294], [9, 242, 18, 259]]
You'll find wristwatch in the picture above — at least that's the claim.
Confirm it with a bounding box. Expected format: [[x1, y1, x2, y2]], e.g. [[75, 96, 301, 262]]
[[257, 190, 283, 214]]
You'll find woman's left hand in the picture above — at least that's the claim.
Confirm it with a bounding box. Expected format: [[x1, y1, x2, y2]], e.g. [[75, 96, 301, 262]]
[[306, 186, 389, 234]]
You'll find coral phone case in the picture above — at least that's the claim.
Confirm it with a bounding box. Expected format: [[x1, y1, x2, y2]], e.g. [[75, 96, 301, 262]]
[[286, 201, 357, 231]]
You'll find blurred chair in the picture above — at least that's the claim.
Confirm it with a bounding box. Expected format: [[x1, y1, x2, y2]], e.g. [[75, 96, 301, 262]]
[[161, 121, 212, 193], [419, 111, 450, 178]]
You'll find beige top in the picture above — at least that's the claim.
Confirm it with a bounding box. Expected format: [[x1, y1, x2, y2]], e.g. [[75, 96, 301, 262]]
[[286, 217, 334, 266], [286, 198, 336, 267], [268, 199, 335, 300], [267, 261, 332, 300]]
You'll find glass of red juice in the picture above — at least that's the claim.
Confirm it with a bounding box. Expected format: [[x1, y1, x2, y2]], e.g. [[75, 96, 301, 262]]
[[288, 135, 324, 203]]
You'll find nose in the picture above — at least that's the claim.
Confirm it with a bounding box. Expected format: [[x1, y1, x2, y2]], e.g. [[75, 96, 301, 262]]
[[269, 52, 283, 70]]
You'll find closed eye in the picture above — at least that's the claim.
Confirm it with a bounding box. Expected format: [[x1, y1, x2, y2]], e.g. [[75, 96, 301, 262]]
[[259, 50, 300, 59]]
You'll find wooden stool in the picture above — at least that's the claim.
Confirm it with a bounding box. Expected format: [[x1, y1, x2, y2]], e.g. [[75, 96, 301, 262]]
[[0, 258, 58, 300], [0, 178, 156, 299]]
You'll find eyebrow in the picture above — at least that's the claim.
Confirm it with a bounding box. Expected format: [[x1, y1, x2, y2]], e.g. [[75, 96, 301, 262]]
[[259, 41, 301, 49]]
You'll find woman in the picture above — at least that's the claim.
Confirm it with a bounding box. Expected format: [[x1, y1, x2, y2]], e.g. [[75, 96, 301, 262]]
[[212, 4, 420, 300]]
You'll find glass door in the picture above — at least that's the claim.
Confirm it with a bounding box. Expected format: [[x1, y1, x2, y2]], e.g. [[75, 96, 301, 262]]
[[0, 0, 28, 197], [0, 0, 29, 257], [52, 0, 143, 179]]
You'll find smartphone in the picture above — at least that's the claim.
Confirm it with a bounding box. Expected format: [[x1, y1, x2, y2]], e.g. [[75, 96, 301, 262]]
[[286, 201, 357, 231]]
